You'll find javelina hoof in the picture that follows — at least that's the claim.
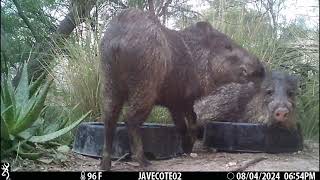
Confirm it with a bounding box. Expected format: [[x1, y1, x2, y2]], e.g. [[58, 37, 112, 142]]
[[134, 156, 152, 168], [100, 157, 111, 171], [140, 160, 152, 170]]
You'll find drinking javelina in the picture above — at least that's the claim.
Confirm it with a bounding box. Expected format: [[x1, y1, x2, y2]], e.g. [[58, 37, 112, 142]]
[[100, 8, 265, 170], [195, 71, 298, 130]]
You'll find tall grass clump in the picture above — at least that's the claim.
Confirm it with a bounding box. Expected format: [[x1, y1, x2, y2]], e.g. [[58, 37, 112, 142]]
[[53, 35, 102, 119], [297, 73, 319, 141]]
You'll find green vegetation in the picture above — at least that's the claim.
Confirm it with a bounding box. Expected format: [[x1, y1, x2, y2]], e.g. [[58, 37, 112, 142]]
[[0, 0, 318, 163], [1, 62, 90, 160]]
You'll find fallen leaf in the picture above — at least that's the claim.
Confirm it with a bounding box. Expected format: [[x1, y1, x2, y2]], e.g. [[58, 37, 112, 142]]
[[57, 145, 70, 153], [38, 158, 53, 164], [125, 162, 140, 167]]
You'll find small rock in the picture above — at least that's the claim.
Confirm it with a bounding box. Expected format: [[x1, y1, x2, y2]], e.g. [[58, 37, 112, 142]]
[[209, 148, 217, 153], [190, 153, 198, 158], [226, 161, 237, 167]]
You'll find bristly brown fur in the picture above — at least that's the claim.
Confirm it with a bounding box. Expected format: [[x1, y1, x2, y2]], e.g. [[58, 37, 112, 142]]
[[100, 8, 265, 170]]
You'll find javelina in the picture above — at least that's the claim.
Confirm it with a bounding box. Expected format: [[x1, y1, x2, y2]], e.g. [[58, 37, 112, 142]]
[[195, 71, 298, 130], [194, 82, 257, 122], [100, 8, 265, 170]]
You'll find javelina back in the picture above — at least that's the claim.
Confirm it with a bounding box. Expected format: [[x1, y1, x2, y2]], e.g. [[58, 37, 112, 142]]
[[195, 71, 298, 130], [194, 82, 257, 122], [100, 8, 265, 170]]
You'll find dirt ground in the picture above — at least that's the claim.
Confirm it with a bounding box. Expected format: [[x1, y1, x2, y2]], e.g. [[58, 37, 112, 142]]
[[10, 140, 319, 172]]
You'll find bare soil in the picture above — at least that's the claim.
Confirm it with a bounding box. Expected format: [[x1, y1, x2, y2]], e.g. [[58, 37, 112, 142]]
[[10, 140, 319, 172]]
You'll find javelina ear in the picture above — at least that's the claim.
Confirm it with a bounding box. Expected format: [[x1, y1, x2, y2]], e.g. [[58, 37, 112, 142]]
[[226, 55, 239, 64], [288, 74, 299, 89], [195, 21, 213, 35], [205, 34, 233, 50], [259, 61, 269, 78], [261, 61, 269, 73]]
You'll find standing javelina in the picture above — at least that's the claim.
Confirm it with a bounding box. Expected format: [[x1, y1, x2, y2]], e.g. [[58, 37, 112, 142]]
[[195, 71, 299, 131], [100, 8, 265, 170]]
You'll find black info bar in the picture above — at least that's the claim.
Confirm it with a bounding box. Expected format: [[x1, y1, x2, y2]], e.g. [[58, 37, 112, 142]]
[[6, 171, 319, 180]]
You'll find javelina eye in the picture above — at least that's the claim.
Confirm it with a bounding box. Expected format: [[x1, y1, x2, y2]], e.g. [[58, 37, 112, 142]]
[[242, 69, 247, 76], [240, 66, 247, 76], [266, 89, 273, 95], [287, 90, 295, 97]]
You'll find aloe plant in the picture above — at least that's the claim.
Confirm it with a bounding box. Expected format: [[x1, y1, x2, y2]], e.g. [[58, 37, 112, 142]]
[[1, 62, 90, 159]]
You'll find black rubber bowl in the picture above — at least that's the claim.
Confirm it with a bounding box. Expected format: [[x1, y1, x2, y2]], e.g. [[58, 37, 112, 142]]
[[203, 121, 303, 153], [72, 122, 183, 160]]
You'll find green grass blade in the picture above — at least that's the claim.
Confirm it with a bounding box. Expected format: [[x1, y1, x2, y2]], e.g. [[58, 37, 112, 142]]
[[18, 152, 43, 160], [29, 73, 46, 97]]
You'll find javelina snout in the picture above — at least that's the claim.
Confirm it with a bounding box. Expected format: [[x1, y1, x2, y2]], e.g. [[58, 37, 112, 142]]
[[262, 71, 298, 129]]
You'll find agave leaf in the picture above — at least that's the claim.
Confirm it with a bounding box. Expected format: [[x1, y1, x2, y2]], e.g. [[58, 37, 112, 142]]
[[30, 73, 46, 97], [1, 99, 12, 140], [1, 76, 15, 129], [42, 106, 65, 134], [15, 63, 29, 107], [17, 90, 38, 117], [59, 116, 70, 130], [1, 104, 13, 116], [12, 79, 53, 135], [43, 120, 61, 135], [1, 116, 10, 140], [58, 105, 80, 130], [12, 95, 38, 135], [20, 111, 90, 143], [2, 137, 31, 155], [16, 89, 40, 123], [18, 117, 44, 140]]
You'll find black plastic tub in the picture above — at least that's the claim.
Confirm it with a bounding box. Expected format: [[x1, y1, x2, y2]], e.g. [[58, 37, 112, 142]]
[[72, 122, 183, 160], [203, 121, 303, 153]]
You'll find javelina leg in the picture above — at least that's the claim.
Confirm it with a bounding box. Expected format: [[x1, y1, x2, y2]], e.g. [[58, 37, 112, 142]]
[[185, 109, 198, 149], [100, 97, 123, 171], [100, 69, 123, 171], [125, 93, 156, 168], [170, 110, 194, 153]]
